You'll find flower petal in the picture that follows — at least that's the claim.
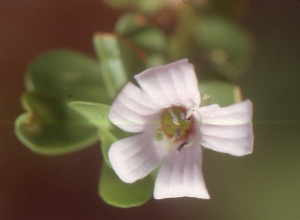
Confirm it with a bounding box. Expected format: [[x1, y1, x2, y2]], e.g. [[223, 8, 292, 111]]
[[198, 99, 253, 125], [134, 59, 200, 109], [154, 145, 209, 199], [109, 82, 161, 133], [108, 131, 166, 183], [198, 100, 253, 156]]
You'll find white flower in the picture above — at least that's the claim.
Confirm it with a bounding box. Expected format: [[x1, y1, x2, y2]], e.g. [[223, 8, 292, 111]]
[[108, 59, 253, 199]]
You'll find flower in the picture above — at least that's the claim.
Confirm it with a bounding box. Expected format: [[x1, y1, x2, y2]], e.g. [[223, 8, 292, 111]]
[[108, 59, 253, 199]]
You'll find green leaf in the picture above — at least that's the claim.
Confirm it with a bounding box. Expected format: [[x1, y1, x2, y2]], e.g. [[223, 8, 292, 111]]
[[115, 13, 168, 67], [15, 92, 99, 155], [199, 80, 242, 107], [116, 14, 167, 53], [99, 162, 153, 208], [93, 33, 146, 98], [168, 5, 199, 60], [26, 49, 109, 104], [68, 101, 111, 130], [192, 16, 254, 80], [114, 13, 149, 35], [145, 54, 167, 68]]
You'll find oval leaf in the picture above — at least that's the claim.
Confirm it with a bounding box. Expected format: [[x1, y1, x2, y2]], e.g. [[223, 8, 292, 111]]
[[116, 13, 168, 54], [68, 101, 111, 130], [199, 80, 242, 107], [99, 162, 153, 208], [115, 13, 149, 35], [26, 49, 109, 104], [93, 33, 146, 98], [15, 92, 99, 155], [192, 16, 254, 80], [115, 13, 168, 67]]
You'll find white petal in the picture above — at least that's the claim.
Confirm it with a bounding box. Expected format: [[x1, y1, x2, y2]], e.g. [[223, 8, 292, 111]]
[[198, 100, 253, 156], [200, 124, 252, 139], [198, 100, 253, 125], [108, 131, 166, 183], [154, 145, 210, 199], [134, 59, 200, 109], [109, 82, 161, 133]]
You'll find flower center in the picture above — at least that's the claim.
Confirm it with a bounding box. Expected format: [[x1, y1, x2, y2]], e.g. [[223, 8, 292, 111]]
[[159, 107, 194, 152]]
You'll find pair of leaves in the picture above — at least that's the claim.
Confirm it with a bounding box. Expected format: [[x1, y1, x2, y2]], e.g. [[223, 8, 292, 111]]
[[15, 43, 153, 206], [15, 92, 99, 155], [16, 28, 148, 155], [15, 50, 107, 155], [15, 86, 153, 208]]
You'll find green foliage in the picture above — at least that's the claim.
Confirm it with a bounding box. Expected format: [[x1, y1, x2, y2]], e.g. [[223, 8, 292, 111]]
[[26, 49, 109, 104], [99, 129, 115, 168], [15, 50, 107, 155], [68, 101, 111, 130], [115, 13, 168, 67], [192, 16, 254, 80], [115, 12, 149, 35], [168, 5, 197, 60], [99, 162, 154, 208], [93, 33, 146, 98], [98, 127, 154, 208], [168, 6, 254, 80], [199, 79, 241, 107], [15, 92, 99, 155]]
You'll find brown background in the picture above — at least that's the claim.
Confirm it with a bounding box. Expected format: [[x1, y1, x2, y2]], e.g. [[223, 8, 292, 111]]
[[0, 0, 299, 219]]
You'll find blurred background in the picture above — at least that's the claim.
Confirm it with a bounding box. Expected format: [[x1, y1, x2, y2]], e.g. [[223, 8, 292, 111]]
[[0, 0, 299, 219]]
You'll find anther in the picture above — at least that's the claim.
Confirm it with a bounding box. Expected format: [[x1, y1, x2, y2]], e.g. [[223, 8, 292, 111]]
[[168, 108, 180, 125], [173, 115, 179, 125], [177, 141, 189, 153], [175, 129, 181, 138]]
